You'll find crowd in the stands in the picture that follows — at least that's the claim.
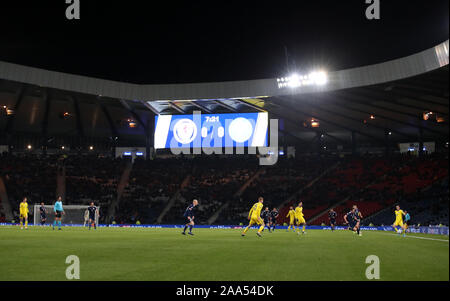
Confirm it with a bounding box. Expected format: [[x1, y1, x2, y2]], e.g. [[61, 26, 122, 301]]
[[0, 153, 58, 220], [64, 155, 126, 209], [117, 157, 191, 224], [0, 151, 448, 226], [308, 153, 449, 226], [217, 155, 338, 224]]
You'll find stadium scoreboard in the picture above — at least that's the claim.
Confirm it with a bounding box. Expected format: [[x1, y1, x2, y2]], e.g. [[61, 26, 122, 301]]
[[154, 112, 268, 149]]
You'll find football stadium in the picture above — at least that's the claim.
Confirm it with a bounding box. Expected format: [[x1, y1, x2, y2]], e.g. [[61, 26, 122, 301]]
[[0, 1, 448, 286]]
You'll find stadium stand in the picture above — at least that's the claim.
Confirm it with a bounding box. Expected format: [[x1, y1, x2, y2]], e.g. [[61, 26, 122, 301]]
[[65, 156, 125, 203], [117, 157, 190, 224], [1, 151, 446, 227], [309, 153, 448, 226], [365, 176, 449, 226], [217, 155, 337, 225], [0, 153, 58, 221]]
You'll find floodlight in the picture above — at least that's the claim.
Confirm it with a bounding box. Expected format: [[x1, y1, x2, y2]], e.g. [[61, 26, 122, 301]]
[[309, 71, 328, 85], [277, 70, 328, 89]]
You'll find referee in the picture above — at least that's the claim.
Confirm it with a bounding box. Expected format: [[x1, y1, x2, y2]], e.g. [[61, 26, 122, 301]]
[[53, 196, 65, 230]]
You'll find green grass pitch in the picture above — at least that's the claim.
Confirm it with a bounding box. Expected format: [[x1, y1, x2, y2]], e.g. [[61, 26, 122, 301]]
[[0, 226, 448, 281]]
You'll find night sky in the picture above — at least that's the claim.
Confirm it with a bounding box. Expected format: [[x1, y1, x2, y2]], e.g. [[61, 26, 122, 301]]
[[0, 0, 448, 84]]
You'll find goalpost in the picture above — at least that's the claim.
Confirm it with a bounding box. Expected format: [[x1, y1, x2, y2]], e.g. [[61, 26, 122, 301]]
[[33, 205, 100, 226]]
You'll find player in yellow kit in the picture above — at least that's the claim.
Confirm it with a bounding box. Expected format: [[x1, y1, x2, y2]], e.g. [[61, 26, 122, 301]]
[[295, 201, 306, 235], [393, 205, 406, 236], [242, 197, 265, 237], [286, 206, 296, 232], [19, 197, 29, 230]]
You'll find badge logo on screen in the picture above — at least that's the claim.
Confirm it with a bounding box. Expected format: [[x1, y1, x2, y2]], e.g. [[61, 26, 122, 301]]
[[228, 117, 253, 143], [173, 119, 198, 144]]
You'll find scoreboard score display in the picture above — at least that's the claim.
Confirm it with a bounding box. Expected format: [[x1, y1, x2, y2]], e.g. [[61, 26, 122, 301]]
[[154, 112, 268, 149]]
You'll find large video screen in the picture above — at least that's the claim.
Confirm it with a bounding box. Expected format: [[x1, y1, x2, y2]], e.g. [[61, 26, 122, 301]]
[[154, 112, 268, 149]]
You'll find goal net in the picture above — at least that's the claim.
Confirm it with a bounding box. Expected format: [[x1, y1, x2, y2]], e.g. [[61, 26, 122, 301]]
[[33, 205, 100, 226]]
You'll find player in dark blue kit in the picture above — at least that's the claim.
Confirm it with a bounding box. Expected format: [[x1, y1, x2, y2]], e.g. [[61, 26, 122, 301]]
[[352, 205, 363, 222], [182, 199, 198, 236], [39, 202, 47, 226], [344, 209, 356, 232], [87, 202, 98, 230], [328, 209, 337, 231], [270, 208, 279, 232], [344, 208, 361, 236], [261, 207, 271, 232], [352, 205, 363, 236]]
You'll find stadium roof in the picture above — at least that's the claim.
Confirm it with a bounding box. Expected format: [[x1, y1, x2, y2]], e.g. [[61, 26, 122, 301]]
[[0, 40, 448, 100], [0, 41, 448, 149]]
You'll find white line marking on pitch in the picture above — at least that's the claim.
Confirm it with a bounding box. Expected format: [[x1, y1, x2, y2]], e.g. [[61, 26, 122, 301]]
[[384, 233, 449, 243]]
